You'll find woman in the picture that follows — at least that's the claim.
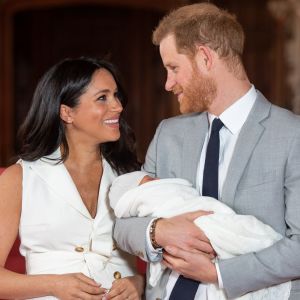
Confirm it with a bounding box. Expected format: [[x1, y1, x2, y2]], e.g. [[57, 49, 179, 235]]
[[0, 57, 144, 299]]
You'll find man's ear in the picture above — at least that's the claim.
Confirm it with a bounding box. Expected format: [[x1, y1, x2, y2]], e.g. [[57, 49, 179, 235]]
[[60, 104, 73, 124], [194, 45, 214, 72]]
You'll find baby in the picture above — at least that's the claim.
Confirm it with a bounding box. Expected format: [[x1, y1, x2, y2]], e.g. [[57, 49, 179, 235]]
[[109, 171, 291, 300]]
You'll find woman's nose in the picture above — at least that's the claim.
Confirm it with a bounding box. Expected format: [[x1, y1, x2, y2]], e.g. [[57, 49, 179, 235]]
[[111, 97, 123, 112]]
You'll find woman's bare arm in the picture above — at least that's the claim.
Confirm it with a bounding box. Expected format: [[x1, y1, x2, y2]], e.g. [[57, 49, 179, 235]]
[[0, 165, 105, 299]]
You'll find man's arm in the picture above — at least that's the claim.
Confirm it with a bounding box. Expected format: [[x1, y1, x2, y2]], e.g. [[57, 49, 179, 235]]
[[113, 123, 162, 260], [218, 130, 300, 298], [114, 217, 153, 260], [114, 120, 214, 261], [158, 129, 300, 297]]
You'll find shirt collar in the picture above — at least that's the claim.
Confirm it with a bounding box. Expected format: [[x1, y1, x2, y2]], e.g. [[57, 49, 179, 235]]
[[208, 85, 257, 135]]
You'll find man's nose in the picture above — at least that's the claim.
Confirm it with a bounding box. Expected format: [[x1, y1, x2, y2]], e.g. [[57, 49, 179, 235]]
[[165, 74, 175, 91]]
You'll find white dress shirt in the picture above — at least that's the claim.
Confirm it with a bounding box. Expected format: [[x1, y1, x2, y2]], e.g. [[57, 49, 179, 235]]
[[147, 85, 257, 299]]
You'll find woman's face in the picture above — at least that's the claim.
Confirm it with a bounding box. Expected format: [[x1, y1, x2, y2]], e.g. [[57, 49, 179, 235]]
[[64, 68, 123, 145]]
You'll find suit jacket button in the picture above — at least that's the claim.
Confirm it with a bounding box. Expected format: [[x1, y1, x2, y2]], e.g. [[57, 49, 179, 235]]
[[75, 246, 84, 252], [114, 271, 122, 279]]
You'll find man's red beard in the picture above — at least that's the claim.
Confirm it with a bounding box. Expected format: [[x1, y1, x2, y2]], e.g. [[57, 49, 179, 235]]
[[174, 69, 217, 114]]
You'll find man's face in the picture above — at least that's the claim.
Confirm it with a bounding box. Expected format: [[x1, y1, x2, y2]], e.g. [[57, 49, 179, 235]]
[[159, 35, 217, 114]]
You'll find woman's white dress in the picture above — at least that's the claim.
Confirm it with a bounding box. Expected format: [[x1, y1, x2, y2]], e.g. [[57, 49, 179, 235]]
[[19, 149, 136, 299]]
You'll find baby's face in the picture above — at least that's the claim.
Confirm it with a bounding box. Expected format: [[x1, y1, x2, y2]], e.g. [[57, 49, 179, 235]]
[[139, 175, 158, 185]]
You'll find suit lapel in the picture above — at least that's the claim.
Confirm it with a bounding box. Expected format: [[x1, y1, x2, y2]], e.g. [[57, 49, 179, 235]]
[[181, 113, 208, 187], [222, 92, 271, 207], [30, 149, 92, 219]]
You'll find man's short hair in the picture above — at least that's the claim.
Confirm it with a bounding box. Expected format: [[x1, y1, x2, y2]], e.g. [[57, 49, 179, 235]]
[[153, 3, 245, 69]]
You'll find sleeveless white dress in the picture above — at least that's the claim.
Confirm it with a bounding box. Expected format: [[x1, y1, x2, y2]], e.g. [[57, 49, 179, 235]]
[[19, 149, 136, 299]]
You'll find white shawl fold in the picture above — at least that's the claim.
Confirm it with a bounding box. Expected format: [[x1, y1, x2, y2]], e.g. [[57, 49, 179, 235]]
[[110, 172, 291, 300]]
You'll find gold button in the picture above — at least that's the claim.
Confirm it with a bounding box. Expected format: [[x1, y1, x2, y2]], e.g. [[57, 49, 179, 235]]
[[75, 246, 84, 252], [113, 271, 122, 279]]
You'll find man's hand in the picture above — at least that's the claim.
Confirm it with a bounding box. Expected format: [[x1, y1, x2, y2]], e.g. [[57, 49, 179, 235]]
[[163, 246, 218, 283], [155, 210, 215, 257]]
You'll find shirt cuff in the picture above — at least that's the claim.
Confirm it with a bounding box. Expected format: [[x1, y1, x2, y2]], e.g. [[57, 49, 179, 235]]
[[215, 258, 224, 288], [145, 218, 163, 262]]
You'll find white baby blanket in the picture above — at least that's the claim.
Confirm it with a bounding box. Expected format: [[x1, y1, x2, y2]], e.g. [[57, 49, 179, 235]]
[[109, 172, 291, 300]]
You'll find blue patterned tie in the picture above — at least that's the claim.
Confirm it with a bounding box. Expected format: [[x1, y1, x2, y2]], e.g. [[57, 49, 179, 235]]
[[169, 118, 223, 300]]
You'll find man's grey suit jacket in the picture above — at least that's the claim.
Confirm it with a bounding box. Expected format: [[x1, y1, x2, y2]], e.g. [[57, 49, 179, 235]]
[[114, 92, 300, 300]]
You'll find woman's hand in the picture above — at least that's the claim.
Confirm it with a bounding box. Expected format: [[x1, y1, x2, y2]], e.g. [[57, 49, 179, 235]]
[[105, 274, 145, 300], [50, 273, 106, 300]]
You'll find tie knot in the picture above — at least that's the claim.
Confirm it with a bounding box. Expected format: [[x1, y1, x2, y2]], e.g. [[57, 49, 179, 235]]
[[211, 118, 223, 133]]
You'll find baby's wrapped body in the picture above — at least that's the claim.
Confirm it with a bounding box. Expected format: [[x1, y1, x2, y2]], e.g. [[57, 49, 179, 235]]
[[109, 171, 291, 300]]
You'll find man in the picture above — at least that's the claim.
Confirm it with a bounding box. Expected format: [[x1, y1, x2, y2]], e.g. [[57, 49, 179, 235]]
[[114, 3, 300, 300]]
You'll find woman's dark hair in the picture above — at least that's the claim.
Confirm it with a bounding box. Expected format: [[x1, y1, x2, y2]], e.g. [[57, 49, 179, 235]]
[[18, 57, 140, 174]]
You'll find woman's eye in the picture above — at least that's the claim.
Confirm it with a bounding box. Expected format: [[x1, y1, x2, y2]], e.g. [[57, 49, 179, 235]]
[[97, 95, 107, 101]]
